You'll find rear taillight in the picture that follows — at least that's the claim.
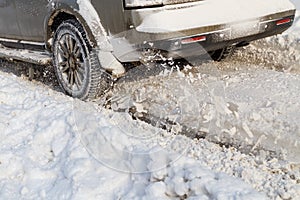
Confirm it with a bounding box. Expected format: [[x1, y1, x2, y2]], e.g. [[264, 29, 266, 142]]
[[181, 35, 206, 44], [276, 18, 291, 26]]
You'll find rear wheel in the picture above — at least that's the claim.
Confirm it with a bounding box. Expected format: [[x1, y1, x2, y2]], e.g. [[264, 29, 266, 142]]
[[209, 46, 236, 61], [52, 19, 112, 100]]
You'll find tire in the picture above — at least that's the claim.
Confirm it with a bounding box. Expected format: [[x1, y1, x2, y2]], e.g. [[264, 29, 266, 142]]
[[209, 46, 236, 62], [52, 19, 113, 100]]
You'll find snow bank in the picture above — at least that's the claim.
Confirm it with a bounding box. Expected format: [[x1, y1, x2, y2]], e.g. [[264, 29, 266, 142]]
[[0, 72, 265, 199]]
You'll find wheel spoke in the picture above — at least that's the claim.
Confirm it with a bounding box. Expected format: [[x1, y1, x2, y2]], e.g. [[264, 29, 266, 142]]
[[61, 64, 69, 73], [77, 62, 85, 74], [59, 60, 68, 67], [76, 66, 84, 79], [67, 70, 71, 84], [74, 70, 82, 89], [58, 45, 69, 59], [69, 70, 74, 86], [59, 41, 69, 56], [71, 39, 78, 53], [74, 45, 81, 58], [65, 35, 74, 52], [64, 35, 70, 51], [69, 35, 75, 52]]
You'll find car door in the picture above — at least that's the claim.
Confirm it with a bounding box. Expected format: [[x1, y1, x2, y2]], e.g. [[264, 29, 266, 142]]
[[0, 0, 21, 39], [14, 0, 48, 42]]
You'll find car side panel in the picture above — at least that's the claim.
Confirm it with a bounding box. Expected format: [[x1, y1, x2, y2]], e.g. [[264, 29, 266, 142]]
[[14, 0, 49, 42], [91, 0, 127, 35], [0, 0, 21, 39]]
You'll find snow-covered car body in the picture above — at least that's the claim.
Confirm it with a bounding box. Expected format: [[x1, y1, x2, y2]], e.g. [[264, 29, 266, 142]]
[[0, 0, 296, 99]]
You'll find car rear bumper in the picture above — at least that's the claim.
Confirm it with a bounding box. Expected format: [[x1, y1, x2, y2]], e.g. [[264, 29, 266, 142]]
[[158, 12, 296, 58], [131, 0, 295, 36]]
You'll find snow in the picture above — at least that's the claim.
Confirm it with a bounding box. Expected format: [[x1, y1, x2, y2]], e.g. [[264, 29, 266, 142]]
[[1, 66, 300, 199], [0, 72, 266, 199], [0, 0, 300, 199]]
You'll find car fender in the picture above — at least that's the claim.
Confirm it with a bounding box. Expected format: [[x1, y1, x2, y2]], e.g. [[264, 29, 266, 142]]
[[45, 0, 113, 52]]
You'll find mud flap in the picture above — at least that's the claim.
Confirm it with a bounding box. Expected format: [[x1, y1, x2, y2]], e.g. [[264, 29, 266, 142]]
[[97, 50, 126, 78]]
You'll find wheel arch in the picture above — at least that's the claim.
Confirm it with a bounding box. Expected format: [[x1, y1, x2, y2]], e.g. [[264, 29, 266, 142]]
[[45, 2, 112, 52]]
